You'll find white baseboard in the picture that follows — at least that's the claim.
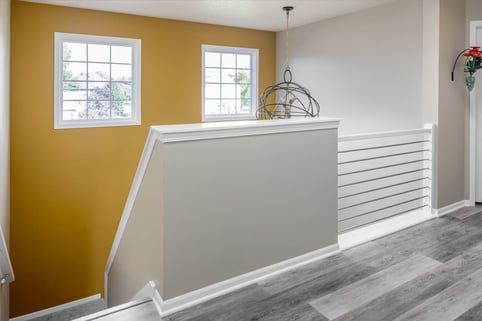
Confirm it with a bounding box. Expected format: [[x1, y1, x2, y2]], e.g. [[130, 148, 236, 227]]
[[10, 294, 102, 321], [72, 298, 151, 321], [143, 244, 340, 317], [433, 200, 470, 217], [338, 208, 434, 250]]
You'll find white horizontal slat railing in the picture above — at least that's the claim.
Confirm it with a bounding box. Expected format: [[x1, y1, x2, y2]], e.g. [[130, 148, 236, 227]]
[[337, 124, 434, 232], [0, 224, 14, 285]]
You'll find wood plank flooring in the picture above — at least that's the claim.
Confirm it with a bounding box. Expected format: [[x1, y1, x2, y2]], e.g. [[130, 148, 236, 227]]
[[161, 205, 482, 321]]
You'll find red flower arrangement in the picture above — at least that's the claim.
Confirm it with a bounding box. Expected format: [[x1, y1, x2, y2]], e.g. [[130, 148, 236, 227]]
[[452, 46, 482, 91], [463, 46, 482, 73]]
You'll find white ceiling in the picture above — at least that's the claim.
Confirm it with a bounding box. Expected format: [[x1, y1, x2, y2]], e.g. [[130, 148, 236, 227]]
[[22, 0, 398, 32]]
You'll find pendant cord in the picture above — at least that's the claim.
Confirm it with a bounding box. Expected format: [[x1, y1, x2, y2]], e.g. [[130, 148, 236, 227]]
[[285, 9, 290, 69]]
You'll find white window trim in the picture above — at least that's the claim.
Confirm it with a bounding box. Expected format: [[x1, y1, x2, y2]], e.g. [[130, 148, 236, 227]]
[[202, 44, 258, 122], [54, 32, 141, 129]]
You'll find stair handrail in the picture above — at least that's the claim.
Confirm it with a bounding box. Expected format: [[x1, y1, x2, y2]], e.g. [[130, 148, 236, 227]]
[[0, 223, 14, 285]]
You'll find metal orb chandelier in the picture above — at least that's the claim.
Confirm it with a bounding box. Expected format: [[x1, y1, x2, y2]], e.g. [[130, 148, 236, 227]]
[[257, 6, 320, 120]]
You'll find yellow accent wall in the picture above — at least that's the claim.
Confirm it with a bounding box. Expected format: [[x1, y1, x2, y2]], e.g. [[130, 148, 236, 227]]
[[10, 1, 275, 316]]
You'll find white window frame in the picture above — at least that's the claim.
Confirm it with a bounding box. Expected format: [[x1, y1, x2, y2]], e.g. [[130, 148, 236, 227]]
[[202, 44, 258, 122], [54, 32, 141, 129]]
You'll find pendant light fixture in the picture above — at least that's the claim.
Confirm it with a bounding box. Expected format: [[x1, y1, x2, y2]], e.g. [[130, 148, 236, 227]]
[[257, 6, 320, 120]]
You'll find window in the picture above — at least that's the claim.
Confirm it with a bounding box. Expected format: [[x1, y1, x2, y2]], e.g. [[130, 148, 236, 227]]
[[54, 33, 141, 129], [202, 45, 258, 121]]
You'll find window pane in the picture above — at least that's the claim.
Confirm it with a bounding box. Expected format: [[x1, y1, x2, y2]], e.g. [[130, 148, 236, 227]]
[[111, 82, 132, 100], [221, 99, 236, 114], [235, 70, 250, 84], [221, 69, 236, 83], [88, 44, 110, 62], [55, 33, 141, 128], [64, 42, 86, 61], [111, 46, 132, 63], [88, 82, 110, 100], [204, 99, 221, 115], [221, 53, 236, 68], [239, 98, 251, 111], [88, 63, 110, 81], [221, 84, 236, 99], [236, 84, 250, 100], [88, 101, 111, 119], [205, 52, 220, 67], [201, 45, 257, 121], [112, 101, 132, 118], [237, 54, 250, 69], [62, 101, 87, 120], [205, 84, 220, 99], [64, 62, 86, 81], [63, 81, 87, 100], [111, 64, 132, 81], [205, 68, 220, 83]]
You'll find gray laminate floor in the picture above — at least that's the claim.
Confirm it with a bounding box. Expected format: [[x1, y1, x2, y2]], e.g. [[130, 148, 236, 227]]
[[161, 205, 482, 321]]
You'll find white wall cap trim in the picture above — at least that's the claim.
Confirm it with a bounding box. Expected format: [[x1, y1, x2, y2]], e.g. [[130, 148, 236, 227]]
[[339, 126, 432, 142], [151, 118, 340, 143], [10, 294, 102, 321]]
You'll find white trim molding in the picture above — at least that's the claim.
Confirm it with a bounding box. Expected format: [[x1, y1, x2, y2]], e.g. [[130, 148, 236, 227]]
[[10, 294, 102, 321], [104, 117, 340, 304], [469, 21, 482, 205], [432, 200, 471, 217], [0, 223, 14, 285], [144, 244, 339, 317], [103, 129, 158, 305], [338, 208, 434, 250], [338, 126, 432, 142], [152, 117, 340, 143], [105, 245, 340, 319], [72, 298, 150, 321]]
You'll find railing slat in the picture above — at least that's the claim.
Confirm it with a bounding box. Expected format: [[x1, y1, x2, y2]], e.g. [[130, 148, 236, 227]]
[[338, 125, 434, 232]]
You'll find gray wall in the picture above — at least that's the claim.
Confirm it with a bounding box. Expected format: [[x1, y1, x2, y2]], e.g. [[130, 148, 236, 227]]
[[108, 141, 164, 305], [279, 0, 471, 209], [466, 0, 482, 23], [162, 129, 338, 299], [437, 0, 466, 208], [108, 125, 339, 305], [0, 0, 10, 320], [277, 0, 424, 136]]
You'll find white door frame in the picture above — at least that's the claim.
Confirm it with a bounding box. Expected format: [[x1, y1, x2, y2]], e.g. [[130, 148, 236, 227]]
[[469, 21, 482, 205]]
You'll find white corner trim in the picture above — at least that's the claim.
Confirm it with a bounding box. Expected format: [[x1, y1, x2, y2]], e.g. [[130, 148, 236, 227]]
[[104, 128, 158, 304], [154, 244, 339, 317], [130, 281, 163, 316], [131, 280, 158, 302], [10, 294, 102, 321], [152, 118, 340, 143], [338, 208, 434, 250], [433, 200, 470, 217]]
